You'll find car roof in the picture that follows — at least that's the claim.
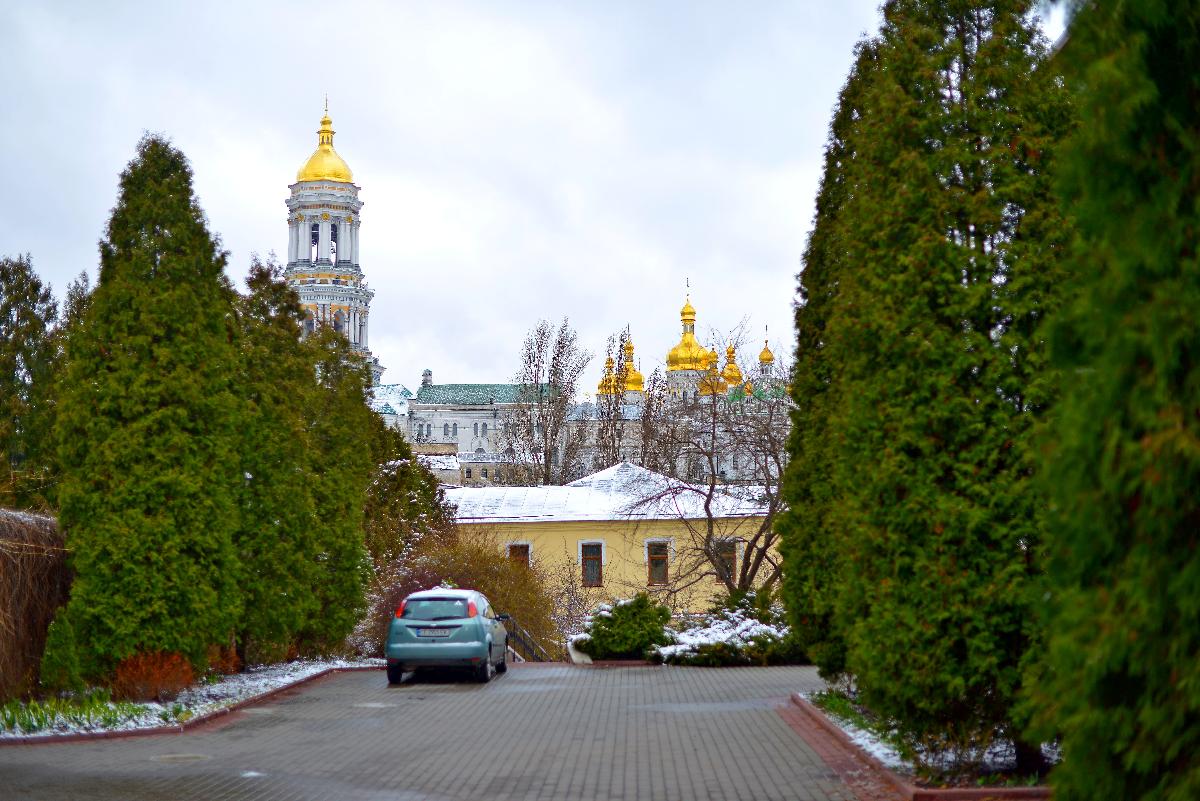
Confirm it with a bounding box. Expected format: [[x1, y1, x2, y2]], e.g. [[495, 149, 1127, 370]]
[[404, 588, 482, 601]]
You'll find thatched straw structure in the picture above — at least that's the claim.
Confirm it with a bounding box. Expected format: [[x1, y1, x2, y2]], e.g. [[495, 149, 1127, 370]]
[[0, 509, 68, 700]]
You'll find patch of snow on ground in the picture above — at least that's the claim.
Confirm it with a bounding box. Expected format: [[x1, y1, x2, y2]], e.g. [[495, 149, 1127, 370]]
[[798, 691, 908, 772], [1, 658, 384, 740], [656, 611, 787, 660]]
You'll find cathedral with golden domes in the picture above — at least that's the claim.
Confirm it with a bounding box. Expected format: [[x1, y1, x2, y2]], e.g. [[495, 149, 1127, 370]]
[[594, 295, 778, 405], [284, 105, 383, 384], [284, 109, 785, 485]]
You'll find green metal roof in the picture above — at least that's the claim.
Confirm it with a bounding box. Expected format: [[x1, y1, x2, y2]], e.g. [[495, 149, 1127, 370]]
[[413, 383, 538, 405]]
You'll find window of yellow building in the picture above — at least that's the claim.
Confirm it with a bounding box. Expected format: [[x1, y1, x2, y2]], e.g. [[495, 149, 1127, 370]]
[[715, 539, 737, 583], [647, 542, 669, 585], [507, 543, 531, 567], [581, 542, 604, 587]]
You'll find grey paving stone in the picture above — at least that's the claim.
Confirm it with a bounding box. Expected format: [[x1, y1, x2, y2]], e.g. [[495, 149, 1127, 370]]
[[0, 665, 857, 801]]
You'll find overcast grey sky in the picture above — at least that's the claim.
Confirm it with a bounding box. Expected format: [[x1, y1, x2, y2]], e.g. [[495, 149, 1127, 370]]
[[2, 1, 1063, 395]]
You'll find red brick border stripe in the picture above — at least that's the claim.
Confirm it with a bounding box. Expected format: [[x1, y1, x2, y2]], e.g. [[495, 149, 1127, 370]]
[[0, 665, 383, 746], [782, 694, 1052, 801]]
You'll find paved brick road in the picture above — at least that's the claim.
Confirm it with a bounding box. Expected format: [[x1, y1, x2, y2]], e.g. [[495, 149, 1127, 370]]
[[0, 664, 860, 801]]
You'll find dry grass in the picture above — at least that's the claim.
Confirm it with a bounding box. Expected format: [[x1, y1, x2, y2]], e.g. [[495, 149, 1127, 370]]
[[0, 509, 69, 700]]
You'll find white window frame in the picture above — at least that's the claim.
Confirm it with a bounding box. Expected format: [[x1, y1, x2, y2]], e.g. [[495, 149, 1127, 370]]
[[644, 537, 673, 586], [642, 537, 675, 564], [713, 537, 743, 581], [579, 539, 606, 587], [506, 540, 533, 564], [577, 539, 608, 565]]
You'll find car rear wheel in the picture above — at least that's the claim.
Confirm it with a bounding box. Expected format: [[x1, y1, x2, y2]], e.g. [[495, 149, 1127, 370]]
[[386, 664, 405, 685], [474, 658, 491, 683], [496, 641, 508, 674]]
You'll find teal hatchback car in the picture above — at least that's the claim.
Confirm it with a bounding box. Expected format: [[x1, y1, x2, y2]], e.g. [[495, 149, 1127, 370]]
[[386, 588, 509, 685]]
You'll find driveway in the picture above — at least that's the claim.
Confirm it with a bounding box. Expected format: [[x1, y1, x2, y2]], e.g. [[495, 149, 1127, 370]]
[[0, 664, 858, 801]]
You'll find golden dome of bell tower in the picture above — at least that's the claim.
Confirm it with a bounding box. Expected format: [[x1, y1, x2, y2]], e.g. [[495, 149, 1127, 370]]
[[296, 102, 354, 183]]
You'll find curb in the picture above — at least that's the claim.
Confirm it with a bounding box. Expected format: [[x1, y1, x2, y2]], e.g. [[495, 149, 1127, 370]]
[[788, 694, 1051, 801], [0, 665, 383, 746]]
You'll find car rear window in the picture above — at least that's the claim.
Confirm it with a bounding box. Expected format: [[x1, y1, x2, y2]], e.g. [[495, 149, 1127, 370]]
[[403, 597, 471, 621]]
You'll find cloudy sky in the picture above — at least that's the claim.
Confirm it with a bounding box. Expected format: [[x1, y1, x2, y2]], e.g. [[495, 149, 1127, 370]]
[[3, 2, 1063, 395]]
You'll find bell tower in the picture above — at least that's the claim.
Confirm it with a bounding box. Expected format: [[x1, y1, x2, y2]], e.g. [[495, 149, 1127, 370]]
[[284, 104, 384, 384]]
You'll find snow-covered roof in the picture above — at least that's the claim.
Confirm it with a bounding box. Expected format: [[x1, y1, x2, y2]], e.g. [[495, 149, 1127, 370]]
[[458, 451, 507, 463], [369, 383, 411, 416], [417, 454, 461, 472], [445, 462, 767, 524]]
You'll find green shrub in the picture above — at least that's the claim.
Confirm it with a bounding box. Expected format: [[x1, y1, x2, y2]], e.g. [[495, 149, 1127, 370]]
[[574, 594, 670, 660], [39, 609, 83, 694]]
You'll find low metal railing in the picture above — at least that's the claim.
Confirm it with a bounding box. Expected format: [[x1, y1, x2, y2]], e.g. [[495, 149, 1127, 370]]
[[503, 614, 556, 662]]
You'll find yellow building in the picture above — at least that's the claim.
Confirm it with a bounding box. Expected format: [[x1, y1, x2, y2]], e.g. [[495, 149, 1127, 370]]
[[445, 462, 769, 612]]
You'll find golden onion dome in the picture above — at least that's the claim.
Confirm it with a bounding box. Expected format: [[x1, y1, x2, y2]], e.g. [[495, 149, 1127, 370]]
[[623, 339, 645, 392], [759, 339, 775, 364], [296, 110, 354, 183], [597, 356, 618, 396], [721, 343, 743, 385], [667, 295, 709, 372], [698, 357, 728, 397]]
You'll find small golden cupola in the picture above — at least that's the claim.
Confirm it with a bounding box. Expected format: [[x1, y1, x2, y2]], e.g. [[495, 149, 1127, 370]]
[[698, 348, 728, 396], [721, 343, 743, 385], [623, 339, 645, 392], [597, 356, 618, 396], [759, 339, 775, 365], [297, 104, 354, 184], [666, 296, 709, 372]]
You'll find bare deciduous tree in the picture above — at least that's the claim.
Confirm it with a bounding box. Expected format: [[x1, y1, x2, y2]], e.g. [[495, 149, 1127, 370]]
[[628, 340, 793, 599], [502, 318, 591, 485]]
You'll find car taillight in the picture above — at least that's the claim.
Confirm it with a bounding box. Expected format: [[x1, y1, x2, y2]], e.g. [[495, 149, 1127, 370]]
[[394, 600, 406, 619], [467, 600, 478, 618]]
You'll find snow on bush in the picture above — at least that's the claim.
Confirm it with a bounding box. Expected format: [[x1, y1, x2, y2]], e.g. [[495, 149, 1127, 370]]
[[572, 595, 671, 660], [655, 608, 788, 661]]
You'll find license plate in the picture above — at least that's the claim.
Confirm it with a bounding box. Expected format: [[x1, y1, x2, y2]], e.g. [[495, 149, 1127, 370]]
[[418, 628, 451, 637]]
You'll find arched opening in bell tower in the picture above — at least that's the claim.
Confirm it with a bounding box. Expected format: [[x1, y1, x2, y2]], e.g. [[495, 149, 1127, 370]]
[[309, 223, 319, 262], [330, 223, 339, 263]]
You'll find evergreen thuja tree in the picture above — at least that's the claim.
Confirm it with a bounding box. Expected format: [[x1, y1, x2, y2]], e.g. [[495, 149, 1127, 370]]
[[1027, 4, 1200, 799], [821, 0, 1069, 775], [296, 328, 373, 652], [231, 256, 321, 662], [0, 254, 58, 509], [363, 411, 453, 568], [52, 135, 242, 675], [778, 39, 879, 683]]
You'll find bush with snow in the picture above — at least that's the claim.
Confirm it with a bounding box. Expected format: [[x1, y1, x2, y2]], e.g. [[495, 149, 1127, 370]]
[[651, 593, 807, 666], [571, 594, 671, 660]]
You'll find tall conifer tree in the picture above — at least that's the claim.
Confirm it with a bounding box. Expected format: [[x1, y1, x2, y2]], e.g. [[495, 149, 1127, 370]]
[[231, 256, 321, 660], [363, 410, 452, 567], [0, 254, 58, 508], [1029, 3, 1200, 798], [54, 135, 241, 673], [779, 40, 879, 681], [297, 328, 373, 651], [816, 0, 1070, 772]]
